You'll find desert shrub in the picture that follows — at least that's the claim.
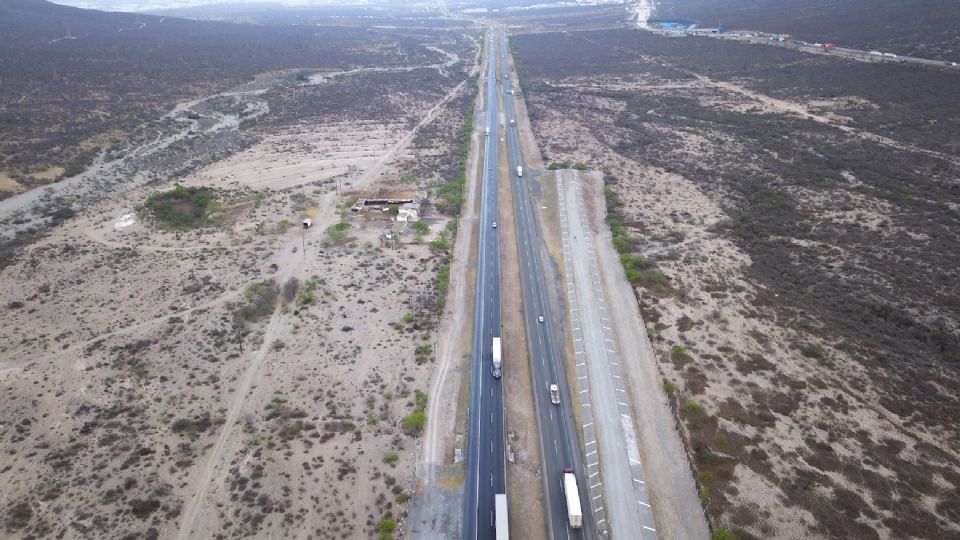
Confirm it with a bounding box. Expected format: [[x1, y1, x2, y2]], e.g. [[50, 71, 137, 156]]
[[234, 280, 279, 324], [171, 413, 213, 437], [4, 501, 32, 530], [282, 277, 300, 302], [414, 389, 428, 412], [800, 343, 825, 359], [6, 301, 24, 309], [680, 400, 704, 414], [376, 516, 396, 534], [128, 499, 161, 519], [382, 451, 399, 465], [275, 219, 294, 234], [325, 221, 351, 242], [435, 175, 465, 215], [414, 344, 433, 364]]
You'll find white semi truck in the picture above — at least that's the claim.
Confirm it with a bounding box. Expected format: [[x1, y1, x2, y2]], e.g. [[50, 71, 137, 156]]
[[495, 493, 509, 540], [562, 468, 583, 529], [516, 166, 523, 177], [492, 337, 502, 378]]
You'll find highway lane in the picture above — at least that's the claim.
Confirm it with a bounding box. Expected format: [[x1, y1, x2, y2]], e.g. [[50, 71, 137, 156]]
[[498, 30, 598, 540], [462, 30, 506, 540]]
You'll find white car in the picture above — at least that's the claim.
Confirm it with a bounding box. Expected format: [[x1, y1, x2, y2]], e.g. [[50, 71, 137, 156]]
[[550, 384, 560, 405], [492, 222, 497, 229], [538, 316, 544, 323]]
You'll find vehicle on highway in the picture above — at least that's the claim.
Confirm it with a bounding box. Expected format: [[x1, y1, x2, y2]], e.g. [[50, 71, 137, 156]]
[[561, 468, 583, 529], [509, 118, 515, 126], [492, 337, 502, 378], [550, 384, 560, 405], [495, 494, 509, 540], [824, 42, 837, 49], [537, 315, 544, 323], [492, 222, 497, 229], [486, 127, 490, 136], [516, 165, 523, 177]]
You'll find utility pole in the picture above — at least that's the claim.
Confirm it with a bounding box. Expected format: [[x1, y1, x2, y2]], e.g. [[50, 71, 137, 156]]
[[235, 325, 244, 354]]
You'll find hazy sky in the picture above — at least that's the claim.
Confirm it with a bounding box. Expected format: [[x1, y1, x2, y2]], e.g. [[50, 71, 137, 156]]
[[50, 0, 385, 12]]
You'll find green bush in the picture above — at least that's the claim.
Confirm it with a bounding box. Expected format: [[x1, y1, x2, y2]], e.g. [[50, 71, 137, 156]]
[[411, 221, 429, 234], [382, 451, 399, 465], [234, 280, 279, 324], [401, 411, 426, 433], [325, 220, 351, 242], [680, 400, 704, 414], [711, 529, 737, 540], [145, 185, 219, 230], [376, 516, 397, 539], [414, 389, 428, 412], [275, 219, 294, 233]]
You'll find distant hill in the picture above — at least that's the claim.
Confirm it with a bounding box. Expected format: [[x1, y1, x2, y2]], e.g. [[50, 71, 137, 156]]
[[0, 0, 429, 187], [658, 0, 960, 59]]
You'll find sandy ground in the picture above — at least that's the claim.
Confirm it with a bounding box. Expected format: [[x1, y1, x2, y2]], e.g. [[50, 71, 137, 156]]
[[523, 69, 960, 535], [577, 170, 710, 540], [0, 42, 478, 538], [558, 168, 654, 539]]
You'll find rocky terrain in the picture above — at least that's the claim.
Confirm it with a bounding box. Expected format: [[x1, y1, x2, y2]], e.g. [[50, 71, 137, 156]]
[[658, 0, 960, 59]]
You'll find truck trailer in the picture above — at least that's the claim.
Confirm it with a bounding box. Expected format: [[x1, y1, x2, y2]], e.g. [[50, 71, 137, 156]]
[[562, 468, 583, 529], [495, 493, 509, 540], [516, 166, 523, 177], [492, 337, 502, 378]]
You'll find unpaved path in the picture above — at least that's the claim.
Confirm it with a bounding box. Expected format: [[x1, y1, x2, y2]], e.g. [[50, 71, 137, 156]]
[[559, 169, 653, 538], [579, 171, 710, 540], [175, 299, 286, 540]]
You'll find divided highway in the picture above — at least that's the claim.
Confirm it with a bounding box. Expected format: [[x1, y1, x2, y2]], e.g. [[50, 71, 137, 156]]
[[462, 30, 506, 540], [498, 30, 598, 540]]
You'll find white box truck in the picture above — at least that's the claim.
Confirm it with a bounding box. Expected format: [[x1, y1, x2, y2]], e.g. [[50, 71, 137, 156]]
[[495, 493, 509, 540], [492, 337, 502, 378], [562, 468, 583, 529], [516, 166, 523, 177]]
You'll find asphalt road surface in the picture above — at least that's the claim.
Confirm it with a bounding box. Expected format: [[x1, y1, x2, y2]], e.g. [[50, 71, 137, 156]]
[[461, 30, 506, 540], [498, 29, 598, 540]]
